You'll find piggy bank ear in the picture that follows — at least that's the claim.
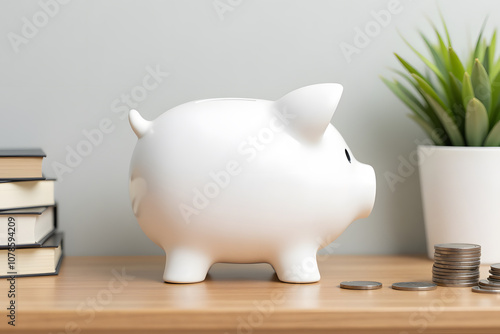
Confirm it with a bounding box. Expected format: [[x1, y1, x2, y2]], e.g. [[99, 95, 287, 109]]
[[274, 83, 343, 141], [129, 109, 153, 138]]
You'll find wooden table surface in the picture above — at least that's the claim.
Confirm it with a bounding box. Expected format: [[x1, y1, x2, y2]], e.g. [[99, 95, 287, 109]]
[[1, 255, 500, 334]]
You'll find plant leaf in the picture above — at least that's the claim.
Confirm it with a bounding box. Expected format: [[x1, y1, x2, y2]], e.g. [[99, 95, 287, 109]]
[[422, 92, 465, 146], [395, 81, 427, 111], [476, 39, 487, 65], [483, 46, 490, 74], [449, 72, 465, 130], [420, 31, 449, 79], [451, 73, 463, 92], [462, 72, 474, 107], [394, 53, 430, 85], [419, 31, 453, 104], [448, 72, 462, 105], [489, 29, 497, 67], [490, 30, 500, 79], [484, 120, 500, 146], [469, 17, 488, 72], [381, 77, 429, 121], [491, 54, 500, 79], [493, 101, 500, 125], [439, 8, 452, 47], [412, 73, 448, 111], [471, 59, 491, 112], [465, 98, 489, 146], [400, 33, 446, 85], [407, 114, 446, 145], [434, 23, 451, 70], [490, 70, 500, 124], [383, 76, 448, 143], [392, 70, 444, 126], [449, 47, 465, 80]]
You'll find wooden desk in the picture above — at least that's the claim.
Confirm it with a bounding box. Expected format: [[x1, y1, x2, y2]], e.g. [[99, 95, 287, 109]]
[[1, 255, 500, 334]]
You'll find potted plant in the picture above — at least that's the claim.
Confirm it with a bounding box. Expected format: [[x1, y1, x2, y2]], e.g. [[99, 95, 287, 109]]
[[382, 16, 500, 263]]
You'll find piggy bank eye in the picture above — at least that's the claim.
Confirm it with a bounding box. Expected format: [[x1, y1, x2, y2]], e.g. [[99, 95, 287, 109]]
[[345, 149, 351, 163]]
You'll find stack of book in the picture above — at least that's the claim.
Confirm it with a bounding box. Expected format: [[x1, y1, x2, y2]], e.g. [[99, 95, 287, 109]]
[[0, 149, 63, 277]]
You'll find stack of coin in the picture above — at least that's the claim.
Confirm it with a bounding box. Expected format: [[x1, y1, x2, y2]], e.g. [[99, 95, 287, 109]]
[[473, 263, 500, 293], [432, 243, 481, 287], [489, 263, 500, 282]]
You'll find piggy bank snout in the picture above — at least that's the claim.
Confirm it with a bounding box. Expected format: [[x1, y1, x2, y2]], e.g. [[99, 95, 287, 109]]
[[355, 163, 376, 220]]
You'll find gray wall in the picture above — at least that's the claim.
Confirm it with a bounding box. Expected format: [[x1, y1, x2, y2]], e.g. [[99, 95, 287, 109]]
[[0, 0, 496, 256]]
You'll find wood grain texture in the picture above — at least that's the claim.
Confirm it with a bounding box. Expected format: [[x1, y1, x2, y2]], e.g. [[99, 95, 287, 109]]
[[1, 255, 500, 334]]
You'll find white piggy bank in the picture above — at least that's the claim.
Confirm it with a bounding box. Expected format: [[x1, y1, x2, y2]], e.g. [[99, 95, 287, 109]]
[[129, 84, 376, 283]]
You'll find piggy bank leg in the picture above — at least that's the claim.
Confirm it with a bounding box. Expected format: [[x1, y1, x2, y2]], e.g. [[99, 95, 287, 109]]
[[272, 247, 320, 283], [163, 248, 212, 283]]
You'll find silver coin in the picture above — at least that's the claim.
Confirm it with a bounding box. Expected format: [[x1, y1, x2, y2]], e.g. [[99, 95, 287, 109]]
[[490, 269, 500, 274], [434, 251, 481, 257], [490, 263, 500, 271], [433, 273, 480, 279], [434, 246, 481, 252], [433, 276, 480, 280], [433, 280, 479, 285], [434, 263, 479, 270], [433, 266, 480, 272], [432, 272, 479, 277], [488, 277, 500, 283], [340, 281, 382, 290], [434, 248, 481, 254], [434, 281, 478, 287], [434, 243, 481, 251], [435, 247, 481, 252], [432, 266, 479, 273], [434, 255, 481, 262], [475, 284, 500, 291], [434, 251, 481, 256], [432, 277, 479, 284], [392, 282, 437, 291], [435, 250, 481, 256], [432, 267, 479, 275], [432, 273, 481, 280], [434, 260, 481, 266], [434, 254, 481, 259], [479, 279, 500, 288], [435, 252, 481, 258], [434, 253, 481, 261], [472, 286, 500, 294], [489, 274, 500, 280], [432, 268, 480, 273]]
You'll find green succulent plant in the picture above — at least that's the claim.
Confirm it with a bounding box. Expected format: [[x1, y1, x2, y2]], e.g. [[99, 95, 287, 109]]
[[382, 15, 500, 146]]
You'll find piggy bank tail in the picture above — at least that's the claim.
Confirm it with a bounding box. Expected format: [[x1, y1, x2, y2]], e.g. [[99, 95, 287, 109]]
[[129, 109, 152, 138]]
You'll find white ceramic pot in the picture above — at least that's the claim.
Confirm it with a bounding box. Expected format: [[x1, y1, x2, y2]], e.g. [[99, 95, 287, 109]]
[[419, 145, 500, 263]]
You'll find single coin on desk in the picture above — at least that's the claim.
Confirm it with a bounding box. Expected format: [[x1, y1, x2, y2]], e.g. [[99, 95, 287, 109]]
[[340, 281, 382, 290]]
